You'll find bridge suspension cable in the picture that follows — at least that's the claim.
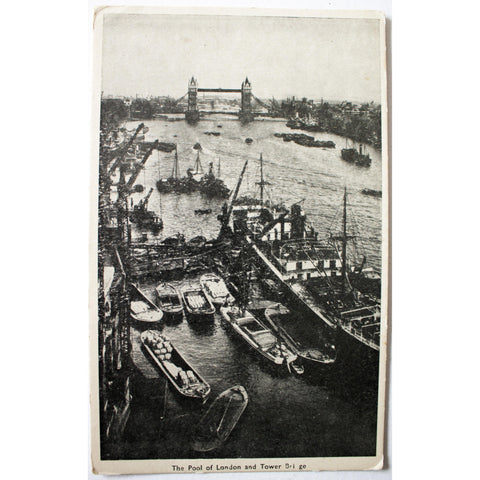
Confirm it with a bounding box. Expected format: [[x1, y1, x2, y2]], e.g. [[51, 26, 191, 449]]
[[252, 95, 270, 110], [175, 93, 188, 104]]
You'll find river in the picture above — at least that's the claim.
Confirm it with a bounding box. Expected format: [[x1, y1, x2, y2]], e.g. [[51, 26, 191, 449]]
[[126, 114, 382, 270], [103, 115, 382, 461]]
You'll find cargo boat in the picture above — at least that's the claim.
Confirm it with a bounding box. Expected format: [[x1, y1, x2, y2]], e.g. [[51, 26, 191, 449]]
[[200, 273, 234, 307], [220, 304, 303, 373], [191, 385, 248, 452], [141, 330, 210, 400], [129, 283, 163, 324], [361, 188, 382, 198], [264, 303, 336, 365], [155, 283, 183, 315], [180, 284, 216, 316]]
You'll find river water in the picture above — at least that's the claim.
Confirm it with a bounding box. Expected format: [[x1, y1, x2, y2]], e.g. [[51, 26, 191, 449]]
[[106, 115, 382, 461], [126, 114, 382, 270]]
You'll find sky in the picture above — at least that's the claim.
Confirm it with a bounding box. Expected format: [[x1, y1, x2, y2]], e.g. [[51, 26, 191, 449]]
[[101, 13, 383, 103]]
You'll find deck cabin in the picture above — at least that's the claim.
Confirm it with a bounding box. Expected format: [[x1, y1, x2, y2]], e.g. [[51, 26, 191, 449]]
[[267, 239, 341, 281]]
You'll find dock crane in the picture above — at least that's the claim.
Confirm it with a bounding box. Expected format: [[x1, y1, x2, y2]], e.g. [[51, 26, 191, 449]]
[[106, 123, 145, 178], [117, 140, 159, 202], [219, 158, 249, 235], [135, 187, 154, 212], [129, 186, 163, 232]]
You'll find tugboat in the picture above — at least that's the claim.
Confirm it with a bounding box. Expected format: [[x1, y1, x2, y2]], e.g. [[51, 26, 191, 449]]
[[187, 150, 204, 182], [341, 141, 372, 167], [199, 160, 230, 199]]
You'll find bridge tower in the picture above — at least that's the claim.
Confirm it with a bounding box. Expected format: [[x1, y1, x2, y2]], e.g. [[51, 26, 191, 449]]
[[186, 76, 200, 123], [239, 77, 254, 123]]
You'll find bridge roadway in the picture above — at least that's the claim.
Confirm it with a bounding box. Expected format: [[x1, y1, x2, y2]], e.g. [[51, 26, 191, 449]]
[[197, 88, 242, 93]]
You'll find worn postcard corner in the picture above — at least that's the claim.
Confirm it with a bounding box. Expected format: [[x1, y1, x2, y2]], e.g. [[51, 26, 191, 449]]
[[90, 7, 389, 475]]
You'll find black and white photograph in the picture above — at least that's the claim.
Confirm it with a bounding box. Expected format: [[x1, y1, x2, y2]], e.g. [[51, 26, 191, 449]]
[[91, 7, 388, 474]]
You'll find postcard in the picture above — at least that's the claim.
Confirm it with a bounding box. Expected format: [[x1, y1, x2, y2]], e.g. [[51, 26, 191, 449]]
[[90, 6, 388, 474]]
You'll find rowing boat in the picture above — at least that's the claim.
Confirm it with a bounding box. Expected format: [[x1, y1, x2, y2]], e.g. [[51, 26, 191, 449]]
[[191, 385, 248, 452]]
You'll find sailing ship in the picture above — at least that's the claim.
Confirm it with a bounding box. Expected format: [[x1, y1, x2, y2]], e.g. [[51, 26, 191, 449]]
[[156, 147, 230, 198], [156, 145, 186, 193], [191, 385, 248, 452]]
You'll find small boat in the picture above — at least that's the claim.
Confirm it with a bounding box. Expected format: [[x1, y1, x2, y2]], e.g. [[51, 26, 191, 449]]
[[194, 208, 212, 215], [187, 235, 207, 249], [161, 233, 185, 247], [155, 283, 183, 315], [220, 305, 301, 371], [264, 303, 336, 365], [129, 284, 164, 324], [141, 330, 210, 400], [200, 273, 234, 307], [191, 385, 248, 452], [341, 143, 371, 167], [181, 284, 216, 316], [361, 188, 382, 198]]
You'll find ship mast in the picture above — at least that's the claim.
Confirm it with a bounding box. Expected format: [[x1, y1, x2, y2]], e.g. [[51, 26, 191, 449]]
[[341, 186, 347, 295], [260, 153, 264, 207], [172, 145, 179, 179], [255, 153, 270, 208]]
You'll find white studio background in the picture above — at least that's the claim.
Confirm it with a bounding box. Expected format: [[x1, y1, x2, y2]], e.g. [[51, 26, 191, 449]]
[[2, 1, 479, 480]]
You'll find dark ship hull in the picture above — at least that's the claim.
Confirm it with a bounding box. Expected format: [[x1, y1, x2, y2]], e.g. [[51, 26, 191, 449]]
[[341, 148, 371, 167]]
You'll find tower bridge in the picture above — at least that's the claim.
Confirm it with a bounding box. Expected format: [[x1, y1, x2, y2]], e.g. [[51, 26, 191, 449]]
[[185, 76, 260, 123]]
